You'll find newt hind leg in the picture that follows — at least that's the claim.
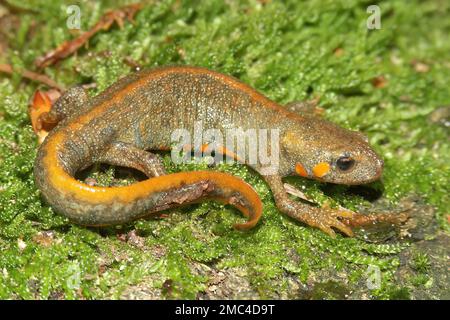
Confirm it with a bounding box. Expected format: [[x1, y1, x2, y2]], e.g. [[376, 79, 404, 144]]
[[264, 174, 353, 237], [31, 87, 91, 143], [97, 141, 167, 178], [42, 86, 91, 124]]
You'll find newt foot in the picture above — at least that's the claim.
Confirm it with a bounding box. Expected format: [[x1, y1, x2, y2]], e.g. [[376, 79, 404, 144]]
[[279, 199, 354, 237]]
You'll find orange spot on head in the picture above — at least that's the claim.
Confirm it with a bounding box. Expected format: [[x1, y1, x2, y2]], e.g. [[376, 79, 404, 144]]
[[295, 163, 308, 177], [312, 162, 330, 178]]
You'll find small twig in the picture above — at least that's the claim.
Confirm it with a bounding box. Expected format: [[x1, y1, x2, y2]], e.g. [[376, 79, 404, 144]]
[[0, 63, 65, 90], [35, 3, 143, 69], [284, 182, 316, 204], [81, 82, 97, 90]]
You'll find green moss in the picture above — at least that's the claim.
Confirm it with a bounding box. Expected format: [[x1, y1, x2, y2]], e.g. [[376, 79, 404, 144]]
[[410, 251, 431, 274], [0, 0, 448, 299], [307, 280, 351, 300], [385, 286, 412, 300]]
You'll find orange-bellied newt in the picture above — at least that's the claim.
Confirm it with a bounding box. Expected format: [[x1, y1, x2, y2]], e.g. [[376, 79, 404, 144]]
[[34, 66, 387, 237]]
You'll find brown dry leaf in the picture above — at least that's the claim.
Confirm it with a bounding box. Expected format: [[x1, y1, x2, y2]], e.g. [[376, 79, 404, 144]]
[[412, 60, 430, 73], [0, 63, 64, 90], [35, 3, 143, 68], [29, 90, 60, 144], [371, 75, 388, 88], [333, 47, 344, 57], [32, 231, 55, 247]]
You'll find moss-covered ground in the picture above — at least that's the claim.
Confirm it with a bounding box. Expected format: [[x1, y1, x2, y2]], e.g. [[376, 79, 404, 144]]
[[0, 0, 448, 299]]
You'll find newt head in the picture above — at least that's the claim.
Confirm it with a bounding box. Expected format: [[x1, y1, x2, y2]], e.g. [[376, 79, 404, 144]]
[[281, 117, 384, 185]]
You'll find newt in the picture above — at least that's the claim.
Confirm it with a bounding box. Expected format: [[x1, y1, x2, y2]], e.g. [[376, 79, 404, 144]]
[[34, 66, 387, 237]]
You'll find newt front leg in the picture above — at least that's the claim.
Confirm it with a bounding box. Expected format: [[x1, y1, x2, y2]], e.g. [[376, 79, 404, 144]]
[[263, 174, 354, 237], [97, 141, 167, 178]]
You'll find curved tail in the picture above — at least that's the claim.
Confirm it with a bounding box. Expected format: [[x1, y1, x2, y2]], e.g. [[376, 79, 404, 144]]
[[34, 132, 262, 229]]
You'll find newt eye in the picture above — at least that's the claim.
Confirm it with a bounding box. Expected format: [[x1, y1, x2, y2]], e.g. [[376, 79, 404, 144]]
[[336, 156, 355, 172]]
